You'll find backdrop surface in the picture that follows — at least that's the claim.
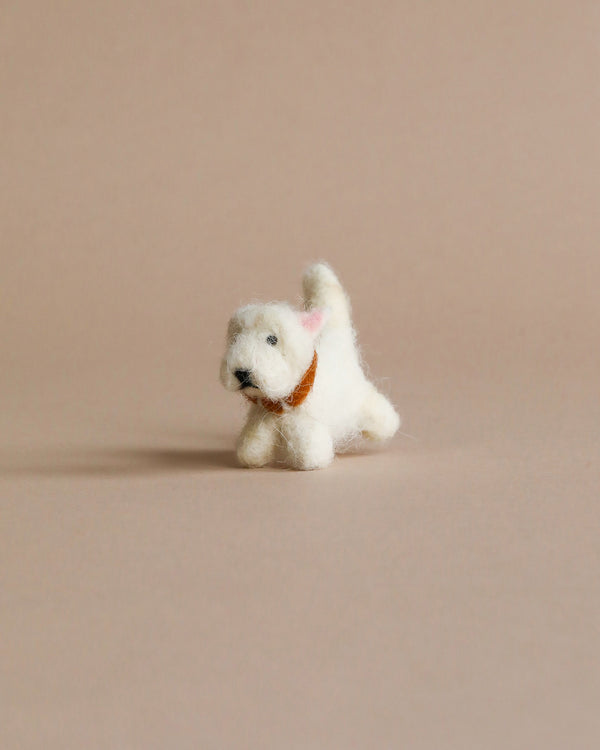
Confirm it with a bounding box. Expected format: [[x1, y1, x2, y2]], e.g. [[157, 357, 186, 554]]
[[1, 2, 599, 748]]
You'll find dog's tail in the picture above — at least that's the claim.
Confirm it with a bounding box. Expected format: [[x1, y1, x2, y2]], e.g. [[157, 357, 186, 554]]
[[302, 262, 352, 329]]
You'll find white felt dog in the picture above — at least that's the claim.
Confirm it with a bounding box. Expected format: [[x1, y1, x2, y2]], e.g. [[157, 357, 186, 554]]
[[220, 263, 400, 470]]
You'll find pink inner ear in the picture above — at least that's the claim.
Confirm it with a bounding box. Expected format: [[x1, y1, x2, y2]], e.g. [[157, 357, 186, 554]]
[[299, 309, 325, 333]]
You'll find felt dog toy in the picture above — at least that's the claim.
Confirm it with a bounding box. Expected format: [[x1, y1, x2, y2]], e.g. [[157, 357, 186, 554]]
[[220, 263, 400, 470]]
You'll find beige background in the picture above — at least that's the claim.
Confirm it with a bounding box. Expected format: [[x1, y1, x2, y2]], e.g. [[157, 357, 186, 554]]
[[1, 1, 599, 748]]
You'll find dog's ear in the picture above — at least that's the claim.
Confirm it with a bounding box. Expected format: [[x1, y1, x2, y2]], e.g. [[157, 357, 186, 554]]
[[298, 307, 329, 337]]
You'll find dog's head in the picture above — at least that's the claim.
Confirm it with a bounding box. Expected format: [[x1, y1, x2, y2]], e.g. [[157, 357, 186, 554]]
[[220, 303, 327, 401]]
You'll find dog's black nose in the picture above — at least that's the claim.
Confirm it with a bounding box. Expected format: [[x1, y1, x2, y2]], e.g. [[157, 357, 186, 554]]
[[234, 369, 252, 385]]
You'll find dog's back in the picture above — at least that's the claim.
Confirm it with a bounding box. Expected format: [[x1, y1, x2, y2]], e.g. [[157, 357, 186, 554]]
[[301, 263, 371, 441]]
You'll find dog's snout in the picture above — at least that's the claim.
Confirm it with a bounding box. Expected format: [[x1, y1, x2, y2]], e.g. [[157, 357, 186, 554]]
[[234, 369, 252, 385]]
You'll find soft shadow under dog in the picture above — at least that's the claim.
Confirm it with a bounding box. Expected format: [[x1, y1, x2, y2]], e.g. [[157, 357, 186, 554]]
[[0, 446, 238, 478]]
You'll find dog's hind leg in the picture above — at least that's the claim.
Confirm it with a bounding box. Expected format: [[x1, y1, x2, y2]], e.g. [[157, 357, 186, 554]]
[[358, 383, 401, 442]]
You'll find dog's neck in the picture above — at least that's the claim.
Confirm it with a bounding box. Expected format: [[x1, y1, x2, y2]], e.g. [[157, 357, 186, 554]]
[[244, 351, 318, 415]]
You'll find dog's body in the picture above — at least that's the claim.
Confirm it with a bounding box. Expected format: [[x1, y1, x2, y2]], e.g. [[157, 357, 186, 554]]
[[220, 263, 400, 469]]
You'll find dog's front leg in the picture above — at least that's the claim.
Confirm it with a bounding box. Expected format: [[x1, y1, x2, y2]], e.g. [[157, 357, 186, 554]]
[[281, 412, 334, 470], [236, 406, 276, 468]]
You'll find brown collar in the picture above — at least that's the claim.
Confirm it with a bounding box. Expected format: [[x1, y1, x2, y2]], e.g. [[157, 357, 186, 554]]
[[244, 351, 318, 415]]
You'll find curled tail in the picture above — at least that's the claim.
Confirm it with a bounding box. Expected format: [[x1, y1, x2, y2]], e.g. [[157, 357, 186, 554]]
[[302, 262, 352, 329]]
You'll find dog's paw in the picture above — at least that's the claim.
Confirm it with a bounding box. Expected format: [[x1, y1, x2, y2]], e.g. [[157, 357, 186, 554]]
[[290, 429, 334, 471], [237, 438, 272, 468]]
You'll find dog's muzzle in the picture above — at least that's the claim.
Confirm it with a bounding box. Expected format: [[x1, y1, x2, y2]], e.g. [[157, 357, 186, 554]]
[[234, 369, 255, 389]]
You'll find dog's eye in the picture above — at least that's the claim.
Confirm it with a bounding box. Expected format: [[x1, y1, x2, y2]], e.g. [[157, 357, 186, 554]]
[[266, 334, 278, 346]]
